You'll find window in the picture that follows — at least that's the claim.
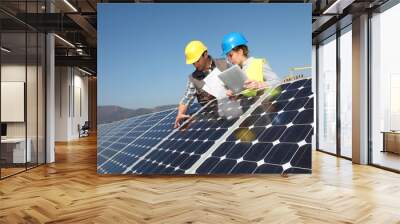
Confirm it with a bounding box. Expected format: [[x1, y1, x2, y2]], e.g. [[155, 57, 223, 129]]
[[370, 3, 400, 171], [317, 35, 337, 154], [339, 26, 352, 158]]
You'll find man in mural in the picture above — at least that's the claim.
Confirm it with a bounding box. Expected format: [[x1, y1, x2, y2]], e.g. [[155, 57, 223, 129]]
[[174, 40, 229, 128]]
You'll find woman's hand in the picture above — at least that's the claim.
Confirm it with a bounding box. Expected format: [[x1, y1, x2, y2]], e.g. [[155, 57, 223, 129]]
[[244, 80, 262, 89]]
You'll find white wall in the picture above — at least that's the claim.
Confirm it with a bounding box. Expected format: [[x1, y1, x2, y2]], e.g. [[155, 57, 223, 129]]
[[1, 65, 31, 138], [55, 66, 69, 141], [1, 63, 46, 164], [55, 67, 89, 141]]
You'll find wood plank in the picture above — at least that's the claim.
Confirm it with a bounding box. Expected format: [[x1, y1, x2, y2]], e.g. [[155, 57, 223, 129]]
[[0, 134, 400, 223]]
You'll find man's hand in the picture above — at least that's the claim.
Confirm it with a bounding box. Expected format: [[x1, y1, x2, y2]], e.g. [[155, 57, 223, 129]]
[[226, 90, 234, 97], [174, 113, 190, 128]]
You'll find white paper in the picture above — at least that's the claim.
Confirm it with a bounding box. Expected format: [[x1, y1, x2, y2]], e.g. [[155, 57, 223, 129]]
[[202, 68, 228, 99]]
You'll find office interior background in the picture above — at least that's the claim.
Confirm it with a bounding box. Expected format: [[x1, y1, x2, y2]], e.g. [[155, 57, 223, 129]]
[[0, 0, 400, 223], [1, 0, 399, 178]]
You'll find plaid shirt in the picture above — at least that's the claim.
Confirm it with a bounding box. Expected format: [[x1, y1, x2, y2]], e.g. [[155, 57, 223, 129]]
[[179, 57, 215, 106], [179, 80, 198, 106]]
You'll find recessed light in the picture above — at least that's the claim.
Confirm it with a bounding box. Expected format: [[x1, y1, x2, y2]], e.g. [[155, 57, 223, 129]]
[[63, 0, 78, 12], [1, 47, 11, 53], [54, 34, 75, 48]]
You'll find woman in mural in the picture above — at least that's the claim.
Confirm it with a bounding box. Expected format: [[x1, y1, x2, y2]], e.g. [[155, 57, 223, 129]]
[[221, 32, 279, 96]]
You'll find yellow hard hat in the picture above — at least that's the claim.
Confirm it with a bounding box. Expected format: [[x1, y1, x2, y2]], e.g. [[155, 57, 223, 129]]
[[184, 40, 207, 64]]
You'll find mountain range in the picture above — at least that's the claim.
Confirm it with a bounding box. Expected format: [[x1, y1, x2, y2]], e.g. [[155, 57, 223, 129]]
[[98, 104, 177, 124]]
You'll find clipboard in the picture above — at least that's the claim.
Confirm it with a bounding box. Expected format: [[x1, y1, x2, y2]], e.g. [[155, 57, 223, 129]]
[[218, 65, 248, 94]]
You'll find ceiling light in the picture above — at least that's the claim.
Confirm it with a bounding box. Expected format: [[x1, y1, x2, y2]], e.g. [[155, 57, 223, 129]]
[[78, 67, 93, 76], [54, 34, 75, 48], [323, 0, 354, 15], [63, 0, 78, 12], [1, 47, 11, 53]]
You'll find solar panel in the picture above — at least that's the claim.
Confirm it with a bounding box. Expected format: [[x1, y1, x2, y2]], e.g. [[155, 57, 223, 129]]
[[98, 104, 201, 174], [97, 113, 158, 167], [97, 78, 314, 175], [190, 78, 313, 174], [123, 95, 261, 174], [98, 116, 144, 152]]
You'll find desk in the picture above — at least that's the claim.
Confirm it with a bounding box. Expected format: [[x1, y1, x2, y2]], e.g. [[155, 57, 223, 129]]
[[382, 131, 400, 154], [1, 138, 31, 163]]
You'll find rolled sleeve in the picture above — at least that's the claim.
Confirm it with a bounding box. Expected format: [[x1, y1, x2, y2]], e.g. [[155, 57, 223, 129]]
[[263, 61, 280, 87], [179, 80, 197, 106]]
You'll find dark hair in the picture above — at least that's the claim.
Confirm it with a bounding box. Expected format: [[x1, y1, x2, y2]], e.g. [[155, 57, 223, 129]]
[[232, 45, 249, 57]]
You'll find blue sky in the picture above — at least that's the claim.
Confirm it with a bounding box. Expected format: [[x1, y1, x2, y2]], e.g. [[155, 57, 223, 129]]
[[98, 3, 311, 109]]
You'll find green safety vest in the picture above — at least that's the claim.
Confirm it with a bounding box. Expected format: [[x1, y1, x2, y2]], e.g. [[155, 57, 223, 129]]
[[241, 58, 266, 97]]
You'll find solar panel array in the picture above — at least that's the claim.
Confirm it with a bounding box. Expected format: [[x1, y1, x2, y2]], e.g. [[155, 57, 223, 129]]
[[98, 78, 313, 175], [190, 78, 313, 174], [98, 104, 201, 173]]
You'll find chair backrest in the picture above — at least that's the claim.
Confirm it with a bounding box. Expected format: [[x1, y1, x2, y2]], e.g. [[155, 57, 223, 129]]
[[82, 121, 90, 129]]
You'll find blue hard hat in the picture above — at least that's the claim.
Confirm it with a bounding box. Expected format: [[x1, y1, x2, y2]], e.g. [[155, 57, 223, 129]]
[[221, 32, 248, 56]]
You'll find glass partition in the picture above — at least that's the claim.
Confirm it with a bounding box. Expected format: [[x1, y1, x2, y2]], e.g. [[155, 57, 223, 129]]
[[317, 35, 337, 155], [1, 31, 28, 177], [0, 1, 46, 179]]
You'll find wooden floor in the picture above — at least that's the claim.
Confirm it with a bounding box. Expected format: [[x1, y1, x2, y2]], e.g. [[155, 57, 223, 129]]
[[1, 167, 26, 178], [1, 135, 400, 224], [372, 150, 400, 171]]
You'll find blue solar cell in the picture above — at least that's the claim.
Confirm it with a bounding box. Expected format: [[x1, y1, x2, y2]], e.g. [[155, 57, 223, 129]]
[[277, 89, 298, 101], [293, 109, 314, 124], [290, 144, 312, 169], [271, 111, 298, 125], [263, 143, 298, 164], [279, 125, 312, 143], [226, 143, 252, 159], [305, 98, 314, 109], [243, 143, 273, 161], [210, 159, 237, 174], [196, 157, 220, 174], [254, 164, 283, 173], [266, 100, 289, 113], [259, 126, 286, 142], [286, 79, 308, 90], [295, 87, 312, 98], [230, 161, 257, 174], [254, 113, 277, 126], [284, 97, 309, 111], [213, 142, 236, 157]]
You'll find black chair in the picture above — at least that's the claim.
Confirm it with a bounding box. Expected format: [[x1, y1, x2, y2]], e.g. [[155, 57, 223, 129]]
[[78, 121, 90, 138]]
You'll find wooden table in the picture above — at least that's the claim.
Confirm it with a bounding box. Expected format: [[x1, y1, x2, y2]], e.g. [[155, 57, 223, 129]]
[[381, 131, 400, 154], [1, 138, 32, 164]]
